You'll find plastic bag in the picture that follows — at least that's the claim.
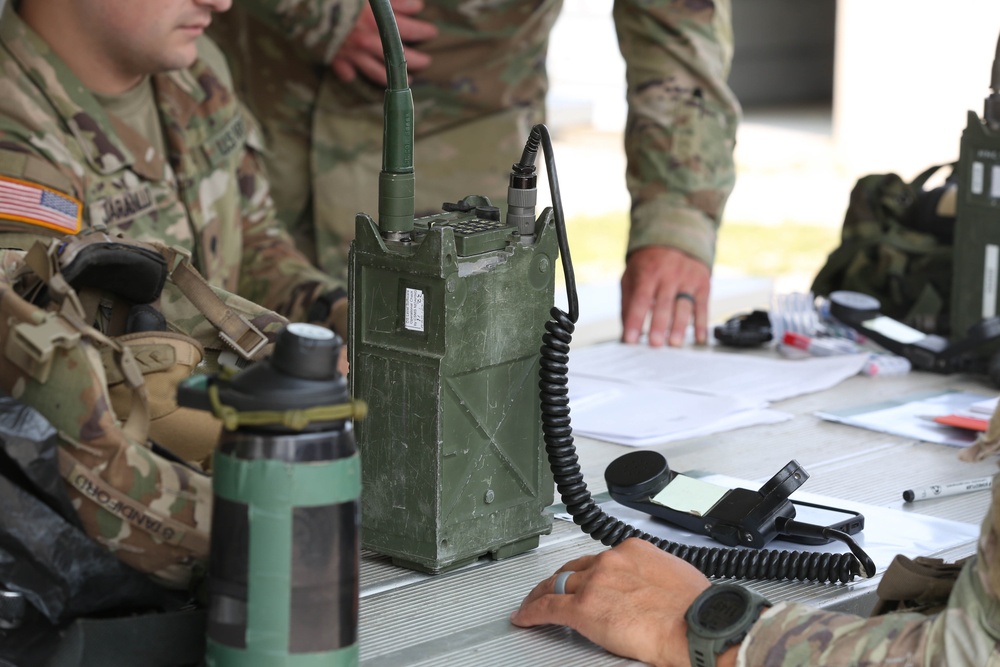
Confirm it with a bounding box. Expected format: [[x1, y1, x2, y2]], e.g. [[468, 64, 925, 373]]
[[0, 394, 183, 663]]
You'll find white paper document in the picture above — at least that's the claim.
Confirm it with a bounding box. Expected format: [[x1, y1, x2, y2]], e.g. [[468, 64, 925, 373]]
[[568, 375, 791, 447], [816, 390, 989, 447], [567, 342, 869, 446]]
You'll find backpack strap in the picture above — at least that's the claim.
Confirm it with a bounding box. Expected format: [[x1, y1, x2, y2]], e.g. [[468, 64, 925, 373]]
[[909, 163, 953, 191], [156, 245, 270, 361]]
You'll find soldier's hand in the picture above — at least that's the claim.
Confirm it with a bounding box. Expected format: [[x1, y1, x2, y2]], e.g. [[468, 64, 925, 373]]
[[511, 539, 733, 667], [620, 246, 710, 347], [331, 0, 438, 85]]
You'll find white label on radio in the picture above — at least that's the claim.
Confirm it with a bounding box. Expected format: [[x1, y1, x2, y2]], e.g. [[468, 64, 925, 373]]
[[984, 245, 999, 319], [404, 287, 425, 332], [972, 161, 984, 195], [992, 165, 1000, 198]]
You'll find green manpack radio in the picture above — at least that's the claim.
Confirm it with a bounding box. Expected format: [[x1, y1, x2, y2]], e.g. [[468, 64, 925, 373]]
[[350, 0, 873, 585], [348, 0, 556, 572], [950, 33, 1000, 338]]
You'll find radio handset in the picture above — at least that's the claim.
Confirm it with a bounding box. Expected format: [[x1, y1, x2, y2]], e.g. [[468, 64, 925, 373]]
[[602, 451, 872, 571]]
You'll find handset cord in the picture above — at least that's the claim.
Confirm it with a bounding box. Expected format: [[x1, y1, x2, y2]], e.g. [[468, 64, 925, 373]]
[[776, 517, 874, 572], [526, 124, 874, 583]]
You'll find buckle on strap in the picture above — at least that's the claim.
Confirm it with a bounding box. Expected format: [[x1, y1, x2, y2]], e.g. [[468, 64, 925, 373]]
[[5, 313, 81, 383], [160, 246, 269, 361], [216, 312, 268, 360]]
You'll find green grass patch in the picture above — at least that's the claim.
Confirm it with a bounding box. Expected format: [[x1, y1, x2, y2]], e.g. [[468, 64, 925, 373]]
[[717, 221, 840, 279]]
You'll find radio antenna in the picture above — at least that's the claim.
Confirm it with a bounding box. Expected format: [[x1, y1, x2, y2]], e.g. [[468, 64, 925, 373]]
[[369, 0, 415, 239]]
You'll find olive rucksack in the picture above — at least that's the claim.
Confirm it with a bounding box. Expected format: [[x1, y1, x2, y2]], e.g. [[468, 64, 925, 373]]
[[811, 165, 956, 336]]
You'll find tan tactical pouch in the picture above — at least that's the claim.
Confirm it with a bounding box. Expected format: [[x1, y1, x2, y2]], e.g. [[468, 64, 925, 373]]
[[103, 331, 221, 469], [870, 554, 969, 616]]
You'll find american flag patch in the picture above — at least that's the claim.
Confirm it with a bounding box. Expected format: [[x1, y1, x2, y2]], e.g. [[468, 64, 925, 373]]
[[0, 174, 81, 233]]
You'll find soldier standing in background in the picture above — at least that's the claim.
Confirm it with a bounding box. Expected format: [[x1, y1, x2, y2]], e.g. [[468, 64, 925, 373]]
[[210, 0, 741, 348]]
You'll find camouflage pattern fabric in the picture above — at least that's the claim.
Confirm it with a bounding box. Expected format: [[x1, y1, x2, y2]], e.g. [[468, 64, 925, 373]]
[[0, 3, 339, 588], [0, 3, 345, 335], [238, 0, 364, 64], [209, 0, 739, 279], [0, 285, 213, 589], [738, 472, 1000, 666]]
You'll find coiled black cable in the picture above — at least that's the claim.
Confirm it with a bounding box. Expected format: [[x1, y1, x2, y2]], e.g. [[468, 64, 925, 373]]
[[527, 124, 864, 584]]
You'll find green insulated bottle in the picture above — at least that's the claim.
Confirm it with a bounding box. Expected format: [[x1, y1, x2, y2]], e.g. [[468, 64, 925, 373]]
[[179, 323, 364, 666]]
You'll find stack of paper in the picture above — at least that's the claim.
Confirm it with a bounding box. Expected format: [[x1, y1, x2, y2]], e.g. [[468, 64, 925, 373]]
[[929, 394, 999, 432], [817, 390, 991, 446], [970, 395, 999, 417], [567, 342, 869, 447]]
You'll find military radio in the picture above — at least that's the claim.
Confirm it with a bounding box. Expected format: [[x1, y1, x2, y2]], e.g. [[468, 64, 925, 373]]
[[950, 32, 1000, 337], [348, 0, 556, 572], [353, 0, 873, 584]]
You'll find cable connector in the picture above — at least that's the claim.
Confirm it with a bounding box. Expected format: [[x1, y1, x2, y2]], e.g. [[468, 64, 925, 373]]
[[507, 132, 541, 237]]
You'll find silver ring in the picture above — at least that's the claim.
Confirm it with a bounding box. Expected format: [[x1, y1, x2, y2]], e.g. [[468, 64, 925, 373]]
[[554, 570, 574, 595], [675, 292, 695, 305]]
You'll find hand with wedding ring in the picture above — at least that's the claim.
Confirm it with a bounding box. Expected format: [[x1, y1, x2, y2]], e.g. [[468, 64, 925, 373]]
[[620, 246, 711, 347], [511, 539, 726, 667]]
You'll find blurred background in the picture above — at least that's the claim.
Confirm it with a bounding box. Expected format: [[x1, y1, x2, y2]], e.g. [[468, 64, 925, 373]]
[[547, 0, 1000, 327], [3, 0, 994, 332]]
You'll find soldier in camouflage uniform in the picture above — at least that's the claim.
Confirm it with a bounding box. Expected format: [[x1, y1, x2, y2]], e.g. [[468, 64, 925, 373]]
[[0, 0, 347, 586], [511, 474, 1000, 665], [210, 0, 740, 348], [0, 0, 347, 335]]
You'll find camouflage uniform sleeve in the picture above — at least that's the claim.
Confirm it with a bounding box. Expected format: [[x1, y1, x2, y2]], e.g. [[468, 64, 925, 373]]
[[235, 0, 363, 64], [738, 473, 1000, 666], [612, 0, 740, 268], [235, 110, 347, 331]]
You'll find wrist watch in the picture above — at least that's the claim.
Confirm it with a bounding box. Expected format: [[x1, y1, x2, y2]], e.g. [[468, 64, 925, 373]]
[[685, 583, 771, 667]]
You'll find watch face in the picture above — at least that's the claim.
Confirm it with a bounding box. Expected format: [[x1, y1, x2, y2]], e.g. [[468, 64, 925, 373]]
[[698, 589, 747, 631]]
